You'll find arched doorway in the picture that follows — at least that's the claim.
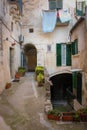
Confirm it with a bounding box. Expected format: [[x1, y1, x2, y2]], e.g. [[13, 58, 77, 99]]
[[24, 44, 37, 71], [50, 72, 72, 108]]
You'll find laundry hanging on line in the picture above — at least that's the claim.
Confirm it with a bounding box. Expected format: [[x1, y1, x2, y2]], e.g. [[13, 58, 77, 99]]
[[58, 9, 71, 23], [42, 10, 57, 33]]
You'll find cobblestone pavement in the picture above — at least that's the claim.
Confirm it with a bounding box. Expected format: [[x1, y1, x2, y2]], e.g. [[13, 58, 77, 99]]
[[0, 72, 87, 130]]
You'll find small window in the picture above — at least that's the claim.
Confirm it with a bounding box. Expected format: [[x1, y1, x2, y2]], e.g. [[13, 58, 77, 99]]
[[76, 1, 86, 16], [47, 45, 51, 52], [29, 28, 34, 33], [49, 0, 63, 10]]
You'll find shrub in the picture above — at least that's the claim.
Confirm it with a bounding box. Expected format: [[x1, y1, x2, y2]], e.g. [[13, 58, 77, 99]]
[[35, 66, 44, 75]]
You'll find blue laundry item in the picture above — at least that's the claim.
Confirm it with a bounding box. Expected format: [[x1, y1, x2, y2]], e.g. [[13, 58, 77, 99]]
[[42, 10, 57, 33], [59, 9, 71, 23]]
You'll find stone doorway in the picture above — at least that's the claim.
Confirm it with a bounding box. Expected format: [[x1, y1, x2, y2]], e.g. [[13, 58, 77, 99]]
[[50, 72, 72, 109], [24, 44, 37, 71]]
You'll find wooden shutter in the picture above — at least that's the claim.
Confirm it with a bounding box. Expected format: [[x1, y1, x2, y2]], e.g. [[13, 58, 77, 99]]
[[49, 0, 56, 10], [72, 40, 78, 55], [76, 1, 86, 16], [66, 44, 71, 66], [49, 0, 63, 10], [77, 72, 82, 104], [72, 72, 77, 88], [56, 44, 61, 66], [75, 39, 78, 54]]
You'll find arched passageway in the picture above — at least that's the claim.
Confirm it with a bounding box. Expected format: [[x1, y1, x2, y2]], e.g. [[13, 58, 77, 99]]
[[50, 73, 72, 108], [24, 44, 37, 71]]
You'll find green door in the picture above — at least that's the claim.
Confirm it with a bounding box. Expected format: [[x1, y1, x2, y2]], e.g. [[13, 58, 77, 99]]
[[77, 72, 82, 104]]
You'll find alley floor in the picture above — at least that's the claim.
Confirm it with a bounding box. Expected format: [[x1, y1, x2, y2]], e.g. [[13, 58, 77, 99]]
[[0, 72, 87, 130]]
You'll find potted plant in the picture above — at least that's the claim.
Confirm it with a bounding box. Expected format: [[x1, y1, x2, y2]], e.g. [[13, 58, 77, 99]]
[[62, 112, 74, 121], [5, 82, 11, 89], [35, 66, 44, 80], [18, 66, 26, 77], [47, 109, 61, 121], [78, 108, 87, 122], [37, 73, 44, 86], [73, 112, 80, 122]]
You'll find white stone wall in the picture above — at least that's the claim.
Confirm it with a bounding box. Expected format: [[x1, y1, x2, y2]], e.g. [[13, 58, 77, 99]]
[[22, 0, 76, 74], [0, 0, 21, 92]]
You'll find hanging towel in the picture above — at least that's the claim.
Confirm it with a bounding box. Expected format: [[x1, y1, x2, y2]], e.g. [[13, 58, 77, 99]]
[[59, 9, 71, 23], [42, 10, 57, 33]]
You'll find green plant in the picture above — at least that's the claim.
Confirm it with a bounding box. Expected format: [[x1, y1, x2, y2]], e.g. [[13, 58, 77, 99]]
[[48, 109, 61, 117], [73, 112, 80, 121], [78, 107, 87, 114], [37, 73, 44, 83], [18, 66, 26, 73], [35, 66, 44, 75]]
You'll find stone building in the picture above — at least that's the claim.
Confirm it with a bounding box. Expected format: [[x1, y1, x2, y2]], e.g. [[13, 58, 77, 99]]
[[0, 0, 23, 92], [70, 6, 87, 106], [0, 0, 87, 107]]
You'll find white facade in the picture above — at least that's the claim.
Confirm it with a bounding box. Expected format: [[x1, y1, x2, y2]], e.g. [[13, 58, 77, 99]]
[[0, 0, 22, 92], [22, 0, 77, 74]]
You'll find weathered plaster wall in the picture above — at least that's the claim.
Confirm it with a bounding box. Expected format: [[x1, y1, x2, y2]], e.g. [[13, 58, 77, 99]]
[[0, 0, 21, 92], [71, 20, 87, 106], [22, 0, 76, 74]]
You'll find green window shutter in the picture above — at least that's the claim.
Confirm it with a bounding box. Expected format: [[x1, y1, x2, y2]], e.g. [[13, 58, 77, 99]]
[[56, 0, 63, 9], [72, 40, 78, 55], [49, 0, 63, 10], [56, 44, 61, 66], [76, 1, 86, 16], [72, 72, 77, 88], [49, 0, 56, 10], [75, 39, 78, 54], [66, 44, 71, 66], [72, 42, 75, 55]]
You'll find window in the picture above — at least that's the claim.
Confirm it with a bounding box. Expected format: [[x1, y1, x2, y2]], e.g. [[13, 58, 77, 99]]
[[76, 1, 86, 16], [47, 44, 51, 52], [72, 39, 78, 55], [29, 28, 34, 33], [49, 0, 63, 10], [56, 43, 71, 66]]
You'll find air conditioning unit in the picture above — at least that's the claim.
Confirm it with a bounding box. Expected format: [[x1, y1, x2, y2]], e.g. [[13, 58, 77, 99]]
[[19, 34, 24, 43]]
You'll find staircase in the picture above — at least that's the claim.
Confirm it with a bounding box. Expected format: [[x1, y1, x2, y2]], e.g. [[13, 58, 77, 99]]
[[73, 99, 84, 111]]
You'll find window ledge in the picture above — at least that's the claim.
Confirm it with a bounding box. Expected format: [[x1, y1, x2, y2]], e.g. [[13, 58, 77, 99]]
[[72, 54, 79, 57]]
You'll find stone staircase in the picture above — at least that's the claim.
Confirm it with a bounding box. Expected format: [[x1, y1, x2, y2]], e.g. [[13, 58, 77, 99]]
[[73, 99, 84, 111]]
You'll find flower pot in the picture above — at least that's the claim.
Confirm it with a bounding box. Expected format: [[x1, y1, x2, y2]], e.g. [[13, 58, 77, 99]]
[[15, 72, 20, 79], [62, 112, 74, 121], [80, 114, 87, 122], [48, 114, 60, 121], [5, 83, 11, 89]]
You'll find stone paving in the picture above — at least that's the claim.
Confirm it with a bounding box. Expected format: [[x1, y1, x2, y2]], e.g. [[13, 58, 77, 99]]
[[0, 72, 87, 130]]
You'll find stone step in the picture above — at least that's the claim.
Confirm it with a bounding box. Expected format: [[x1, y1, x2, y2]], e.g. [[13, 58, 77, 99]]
[[73, 99, 84, 111]]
